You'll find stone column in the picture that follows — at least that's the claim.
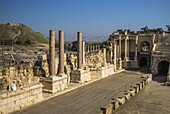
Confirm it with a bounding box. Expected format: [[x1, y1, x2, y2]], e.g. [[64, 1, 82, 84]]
[[58, 30, 64, 75], [119, 36, 122, 69], [98, 45, 100, 50], [96, 45, 97, 51], [88, 45, 89, 53], [49, 30, 55, 76], [127, 39, 130, 59], [134, 36, 138, 60], [119, 36, 122, 61], [117, 41, 119, 61], [93, 45, 95, 52], [114, 40, 117, 71], [90, 45, 92, 52], [77, 32, 82, 69], [124, 36, 128, 61], [82, 42, 85, 65]]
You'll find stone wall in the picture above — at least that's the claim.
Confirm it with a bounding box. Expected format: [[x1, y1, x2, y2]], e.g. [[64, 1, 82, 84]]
[[85, 49, 106, 67], [0, 62, 38, 91], [0, 83, 43, 113]]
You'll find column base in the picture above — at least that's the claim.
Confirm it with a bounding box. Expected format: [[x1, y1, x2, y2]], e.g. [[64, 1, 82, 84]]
[[40, 74, 68, 94], [124, 57, 130, 61], [70, 69, 91, 83]]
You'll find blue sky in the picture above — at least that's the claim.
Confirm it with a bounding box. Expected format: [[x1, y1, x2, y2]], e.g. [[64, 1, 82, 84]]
[[0, 0, 170, 40]]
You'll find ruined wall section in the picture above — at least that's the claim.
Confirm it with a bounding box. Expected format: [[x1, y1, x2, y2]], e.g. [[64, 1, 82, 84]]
[[0, 62, 39, 91]]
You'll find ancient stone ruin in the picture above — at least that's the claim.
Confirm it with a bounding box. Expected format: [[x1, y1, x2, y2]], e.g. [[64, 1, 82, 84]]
[[0, 27, 170, 113]]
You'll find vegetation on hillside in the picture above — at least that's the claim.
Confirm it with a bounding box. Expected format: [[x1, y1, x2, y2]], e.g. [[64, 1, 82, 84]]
[[0, 23, 49, 45]]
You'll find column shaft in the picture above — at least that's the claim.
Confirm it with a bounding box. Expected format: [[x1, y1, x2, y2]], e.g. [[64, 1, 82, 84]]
[[58, 30, 64, 75], [135, 36, 138, 60], [127, 39, 130, 58], [82, 42, 85, 65], [119, 36, 122, 60], [49, 30, 55, 76], [114, 40, 117, 70], [77, 32, 82, 69]]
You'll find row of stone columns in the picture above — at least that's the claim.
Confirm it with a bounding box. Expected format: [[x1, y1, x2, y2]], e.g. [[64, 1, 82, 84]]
[[113, 35, 138, 62], [87, 45, 100, 52], [49, 30, 84, 77]]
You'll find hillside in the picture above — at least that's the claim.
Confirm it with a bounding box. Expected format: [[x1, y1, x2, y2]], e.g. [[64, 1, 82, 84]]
[[0, 23, 49, 45]]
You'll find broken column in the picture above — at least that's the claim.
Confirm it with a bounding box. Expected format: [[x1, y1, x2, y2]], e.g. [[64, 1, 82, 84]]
[[131, 35, 139, 68], [70, 32, 91, 83]]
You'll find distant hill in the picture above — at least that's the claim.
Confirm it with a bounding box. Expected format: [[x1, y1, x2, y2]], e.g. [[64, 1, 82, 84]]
[[65, 36, 109, 42], [0, 23, 49, 45]]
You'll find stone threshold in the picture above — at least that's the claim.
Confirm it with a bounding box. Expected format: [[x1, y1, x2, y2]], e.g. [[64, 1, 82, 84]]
[[42, 69, 125, 101]]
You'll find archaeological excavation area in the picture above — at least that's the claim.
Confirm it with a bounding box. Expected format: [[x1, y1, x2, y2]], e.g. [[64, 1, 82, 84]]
[[0, 26, 170, 114]]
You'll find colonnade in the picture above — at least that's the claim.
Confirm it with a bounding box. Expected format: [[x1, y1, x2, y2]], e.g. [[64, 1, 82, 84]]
[[113, 35, 138, 69]]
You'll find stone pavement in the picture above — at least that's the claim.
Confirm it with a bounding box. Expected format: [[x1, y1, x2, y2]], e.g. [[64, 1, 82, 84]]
[[13, 71, 143, 114], [114, 76, 170, 114]]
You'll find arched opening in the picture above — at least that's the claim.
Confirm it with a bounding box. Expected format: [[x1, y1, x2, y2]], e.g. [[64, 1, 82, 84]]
[[140, 41, 150, 52], [139, 57, 147, 67], [158, 61, 169, 75]]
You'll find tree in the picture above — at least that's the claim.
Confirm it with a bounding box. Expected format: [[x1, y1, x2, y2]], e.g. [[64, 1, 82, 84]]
[[72, 41, 78, 51], [166, 25, 170, 32], [141, 26, 148, 32]]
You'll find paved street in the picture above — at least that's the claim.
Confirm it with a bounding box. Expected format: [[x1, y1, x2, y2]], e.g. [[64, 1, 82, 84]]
[[114, 76, 170, 114], [13, 71, 142, 114]]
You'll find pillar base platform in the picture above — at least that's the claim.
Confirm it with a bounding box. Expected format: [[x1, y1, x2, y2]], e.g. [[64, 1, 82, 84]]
[[90, 64, 114, 79], [70, 69, 91, 83], [40, 74, 68, 94]]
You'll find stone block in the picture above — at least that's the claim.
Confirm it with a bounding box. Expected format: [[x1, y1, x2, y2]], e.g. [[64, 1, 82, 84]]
[[110, 100, 119, 110], [27, 96, 34, 101], [0, 104, 7, 111], [136, 83, 142, 90], [129, 89, 135, 96], [124, 92, 130, 100], [116, 97, 125, 105], [0, 93, 7, 99], [21, 98, 28, 104], [134, 86, 139, 93], [100, 104, 113, 114], [13, 105, 20, 111]]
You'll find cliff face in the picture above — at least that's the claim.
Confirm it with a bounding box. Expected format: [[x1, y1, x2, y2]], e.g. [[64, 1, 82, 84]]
[[0, 23, 49, 45]]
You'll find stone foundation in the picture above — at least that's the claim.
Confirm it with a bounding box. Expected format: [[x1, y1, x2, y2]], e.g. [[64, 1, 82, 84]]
[[70, 69, 91, 83], [90, 64, 114, 79], [0, 83, 43, 114], [40, 75, 68, 93]]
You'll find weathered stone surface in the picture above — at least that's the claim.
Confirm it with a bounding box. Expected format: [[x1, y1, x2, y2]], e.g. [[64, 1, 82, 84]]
[[0, 83, 43, 113]]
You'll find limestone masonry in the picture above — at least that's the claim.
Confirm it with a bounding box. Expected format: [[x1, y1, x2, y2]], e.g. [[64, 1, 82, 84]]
[[0, 27, 170, 114]]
